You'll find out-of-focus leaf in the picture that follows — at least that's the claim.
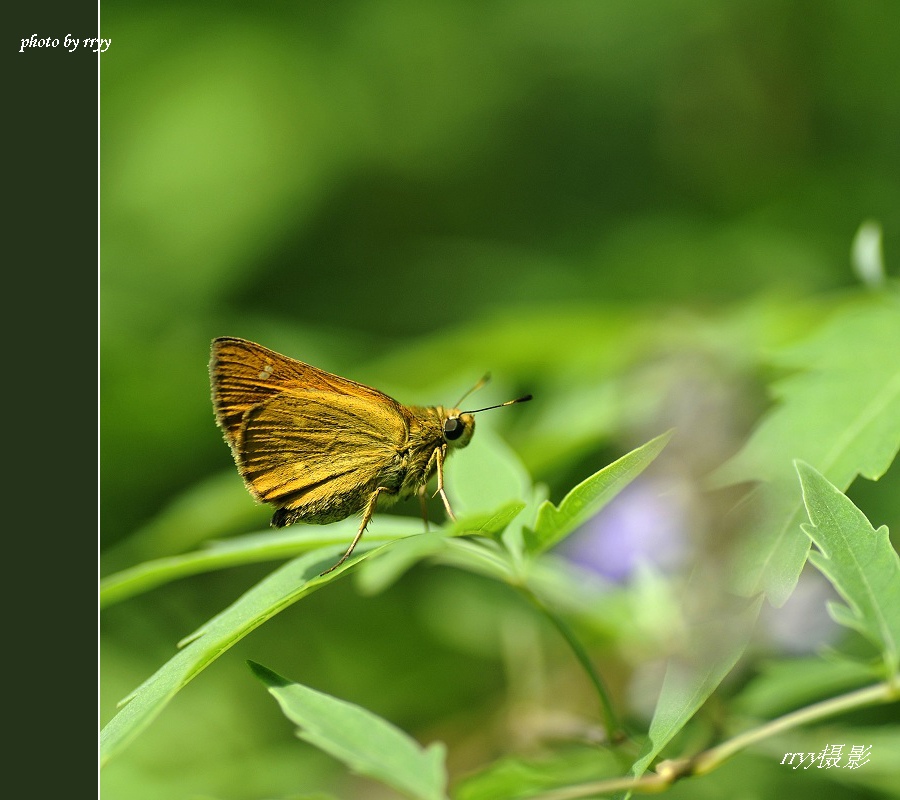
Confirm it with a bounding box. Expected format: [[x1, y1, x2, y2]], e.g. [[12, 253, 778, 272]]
[[355, 501, 526, 596], [714, 297, 900, 606], [453, 747, 620, 800], [733, 656, 880, 718], [629, 595, 764, 779]]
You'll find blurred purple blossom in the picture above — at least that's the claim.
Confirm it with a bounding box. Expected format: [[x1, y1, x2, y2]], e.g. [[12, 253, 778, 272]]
[[559, 478, 692, 582]]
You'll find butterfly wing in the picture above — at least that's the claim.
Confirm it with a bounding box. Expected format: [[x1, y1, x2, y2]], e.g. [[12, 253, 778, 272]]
[[210, 336, 400, 451], [235, 390, 409, 523]]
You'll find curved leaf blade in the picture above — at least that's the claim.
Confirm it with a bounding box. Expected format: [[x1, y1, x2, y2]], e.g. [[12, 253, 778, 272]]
[[100, 517, 424, 608], [249, 662, 448, 800], [100, 542, 386, 766], [525, 430, 673, 554]]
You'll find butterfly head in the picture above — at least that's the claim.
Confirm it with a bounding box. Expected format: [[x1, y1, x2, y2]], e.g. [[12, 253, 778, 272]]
[[441, 411, 476, 449], [441, 392, 532, 449]]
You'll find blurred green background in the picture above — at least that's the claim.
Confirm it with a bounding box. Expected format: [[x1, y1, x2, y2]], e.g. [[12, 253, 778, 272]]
[[100, 2, 899, 798]]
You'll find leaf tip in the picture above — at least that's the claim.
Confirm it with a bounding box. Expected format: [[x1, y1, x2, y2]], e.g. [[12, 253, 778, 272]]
[[247, 660, 290, 688]]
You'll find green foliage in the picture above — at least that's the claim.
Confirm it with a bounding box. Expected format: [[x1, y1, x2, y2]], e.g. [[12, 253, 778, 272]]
[[715, 297, 900, 607], [527, 431, 673, 554], [797, 462, 900, 677], [101, 4, 900, 797], [101, 383, 900, 797], [101, 545, 357, 766], [454, 748, 622, 800], [733, 656, 880, 719], [100, 433, 667, 768], [629, 596, 765, 781], [250, 662, 449, 800]]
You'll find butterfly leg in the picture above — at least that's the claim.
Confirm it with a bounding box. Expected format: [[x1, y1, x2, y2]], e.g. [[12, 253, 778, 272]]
[[418, 486, 430, 531], [434, 446, 457, 522], [320, 485, 394, 575]]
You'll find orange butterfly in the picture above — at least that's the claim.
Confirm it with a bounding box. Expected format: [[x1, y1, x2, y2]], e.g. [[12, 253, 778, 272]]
[[210, 337, 530, 572]]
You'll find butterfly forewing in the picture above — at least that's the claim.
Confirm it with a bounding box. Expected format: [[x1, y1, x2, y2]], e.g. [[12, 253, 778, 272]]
[[237, 390, 409, 514], [210, 337, 402, 448]]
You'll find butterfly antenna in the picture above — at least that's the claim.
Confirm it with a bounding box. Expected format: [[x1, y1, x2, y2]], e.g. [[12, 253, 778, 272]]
[[463, 394, 532, 415], [454, 373, 491, 408]]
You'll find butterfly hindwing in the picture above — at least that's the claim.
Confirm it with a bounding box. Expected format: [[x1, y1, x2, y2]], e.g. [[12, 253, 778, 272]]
[[235, 390, 410, 521]]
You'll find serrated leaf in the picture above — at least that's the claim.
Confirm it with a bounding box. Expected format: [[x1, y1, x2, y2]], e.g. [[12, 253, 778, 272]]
[[249, 662, 448, 800], [796, 461, 900, 677], [99, 496, 527, 763], [715, 297, 900, 605], [525, 430, 672, 554]]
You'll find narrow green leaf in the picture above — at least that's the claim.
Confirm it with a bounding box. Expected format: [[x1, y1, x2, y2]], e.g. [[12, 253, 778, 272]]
[[525, 430, 673, 554], [249, 662, 449, 800], [450, 501, 527, 537], [100, 541, 391, 766], [99, 497, 527, 764], [100, 516, 424, 608], [356, 501, 525, 596], [796, 461, 900, 677], [630, 595, 763, 778]]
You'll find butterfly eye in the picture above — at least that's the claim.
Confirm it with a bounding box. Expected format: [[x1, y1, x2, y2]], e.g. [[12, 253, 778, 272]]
[[443, 417, 466, 441]]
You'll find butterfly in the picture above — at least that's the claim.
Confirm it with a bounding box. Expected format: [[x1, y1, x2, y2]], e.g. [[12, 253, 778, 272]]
[[210, 337, 530, 572]]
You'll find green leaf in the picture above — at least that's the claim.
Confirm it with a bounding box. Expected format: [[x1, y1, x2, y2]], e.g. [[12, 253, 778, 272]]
[[100, 515, 425, 608], [99, 496, 527, 764], [355, 502, 526, 596], [450, 501, 527, 538], [630, 595, 763, 779], [444, 426, 533, 517], [733, 656, 880, 718], [796, 461, 900, 677], [525, 430, 673, 554], [714, 296, 900, 606], [248, 661, 449, 800], [100, 540, 395, 766], [454, 747, 620, 800]]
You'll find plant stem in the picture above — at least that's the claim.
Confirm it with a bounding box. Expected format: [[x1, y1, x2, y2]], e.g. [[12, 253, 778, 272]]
[[691, 679, 896, 774], [520, 587, 623, 743], [527, 680, 898, 799]]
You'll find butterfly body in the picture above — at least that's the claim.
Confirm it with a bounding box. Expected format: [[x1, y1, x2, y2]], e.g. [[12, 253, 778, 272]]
[[209, 337, 488, 572], [264, 401, 465, 527]]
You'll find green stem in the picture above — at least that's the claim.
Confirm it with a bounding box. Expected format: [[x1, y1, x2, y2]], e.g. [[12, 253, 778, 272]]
[[520, 587, 623, 744], [692, 679, 896, 774], [527, 680, 898, 800]]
